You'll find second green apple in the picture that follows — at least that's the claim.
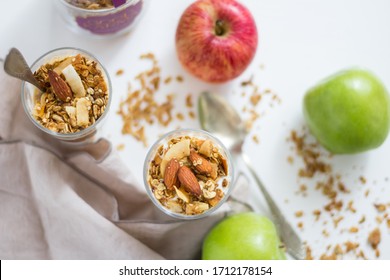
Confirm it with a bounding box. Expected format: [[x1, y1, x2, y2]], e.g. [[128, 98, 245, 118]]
[[303, 68, 390, 154]]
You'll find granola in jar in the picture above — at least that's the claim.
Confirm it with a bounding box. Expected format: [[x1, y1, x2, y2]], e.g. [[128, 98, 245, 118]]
[[32, 53, 109, 134], [145, 131, 233, 218], [66, 0, 115, 10]]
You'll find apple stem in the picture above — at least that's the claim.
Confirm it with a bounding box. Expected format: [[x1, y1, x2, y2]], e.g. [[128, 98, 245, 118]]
[[215, 19, 225, 36]]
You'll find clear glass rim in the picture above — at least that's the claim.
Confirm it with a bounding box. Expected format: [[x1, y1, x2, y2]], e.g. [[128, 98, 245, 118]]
[[59, 0, 141, 13], [143, 128, 235, 220], [21, 47, 112, 140]]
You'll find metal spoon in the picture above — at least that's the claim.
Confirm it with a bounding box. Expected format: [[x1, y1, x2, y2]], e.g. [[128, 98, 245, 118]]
[[3, 48, 45, 92], [199, 91, 304, 260]]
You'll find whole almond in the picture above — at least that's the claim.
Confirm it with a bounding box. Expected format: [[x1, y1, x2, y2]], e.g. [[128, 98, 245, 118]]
[[163, 158, 180, 190], [178, 166, 201, 197], [48, 70, 72, 102], [189, 150, 212, 175]]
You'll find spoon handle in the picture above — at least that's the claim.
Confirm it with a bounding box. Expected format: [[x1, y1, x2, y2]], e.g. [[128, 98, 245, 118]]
[[240, 153, 304, 260], [4, 48, 45, 91]]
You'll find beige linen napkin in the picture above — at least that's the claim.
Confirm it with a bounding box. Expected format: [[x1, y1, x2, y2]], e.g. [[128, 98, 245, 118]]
[[0, 62, 251, 260]]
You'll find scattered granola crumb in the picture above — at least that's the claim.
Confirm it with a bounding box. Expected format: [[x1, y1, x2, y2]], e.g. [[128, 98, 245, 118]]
[[313, 209, 321, 221], [241, 76, 253, 87], [188, 111, 196, 119], [358, 215, 366, 224], [185, 94, 193, 108], [376, 216, 383, 224], [374, 203, 387, 213], [250, 92, 262, 106], [176, 113, 184, 121], [368, 228, 381, 249], [297, 222, 304, 229], [252, 135, 260, 144], [322, 229, 330, 237], [244, 109, 260, 131], [359, 176, 367, 184], [287, 156, 294, 164], [364, 189, 370, 197], [375, 248, 380, 258], [116, 144, 125, 151], [333, 244, 344, 255], [344, 241, 359, 253], [116, 69, 124, 76], [349, 227, 359, 233], [176, 75, 183, 82], [324, 199, 343, 212], [295, 211, 304, 218], [164, 76, 172, 84], [296, 184, 308, 196], [338, 182, 350, 193], [305, 246, 313, 260], [320, 253, 337, 260], [356, 250, 367, 259], [347, 200, 356, 213], [333, 216, 344, 228]]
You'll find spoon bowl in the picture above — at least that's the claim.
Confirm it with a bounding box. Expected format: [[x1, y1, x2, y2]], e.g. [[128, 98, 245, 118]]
[[199, 92, 246, 151]]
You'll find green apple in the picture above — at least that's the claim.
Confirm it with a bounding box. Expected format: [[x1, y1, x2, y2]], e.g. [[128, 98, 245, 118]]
[[303, 68, 390, 154], [202, 212, 285, 260]]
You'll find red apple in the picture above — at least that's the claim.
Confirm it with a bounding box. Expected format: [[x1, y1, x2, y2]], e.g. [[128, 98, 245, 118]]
[[175, 0, 258, 83]]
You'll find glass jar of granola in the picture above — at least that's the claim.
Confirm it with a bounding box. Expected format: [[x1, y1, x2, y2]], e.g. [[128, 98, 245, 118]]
[[56, 0, 148, 37], [21, 47, 111, 142], [144, 129, 234, 220]]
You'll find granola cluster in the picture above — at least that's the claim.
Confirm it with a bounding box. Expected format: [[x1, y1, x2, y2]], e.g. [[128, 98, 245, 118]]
[[147, 135, 229, 216], [32, 54, 109, 134], [66, 0, 115, 9]]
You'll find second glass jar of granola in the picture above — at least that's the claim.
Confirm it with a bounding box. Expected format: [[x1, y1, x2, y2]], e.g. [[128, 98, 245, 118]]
[[56, 0, 148, 38], [144, 129, 234, 220]]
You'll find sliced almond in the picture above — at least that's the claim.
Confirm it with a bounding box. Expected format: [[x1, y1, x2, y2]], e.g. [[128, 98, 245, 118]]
[[160, 139, 190, 176], [166, 200, 183, 213], [76, 97, 91, 127], [186, 202, 209, 215], [199, 139, 213, 157], [62, 64, 86, 97], [54, 57, 73, 75], [65, 106, 77, 127], [174, 186, 190, 203]]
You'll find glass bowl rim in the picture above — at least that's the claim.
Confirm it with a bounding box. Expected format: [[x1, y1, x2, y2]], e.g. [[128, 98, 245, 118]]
[[59, 0, 142, 13]]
